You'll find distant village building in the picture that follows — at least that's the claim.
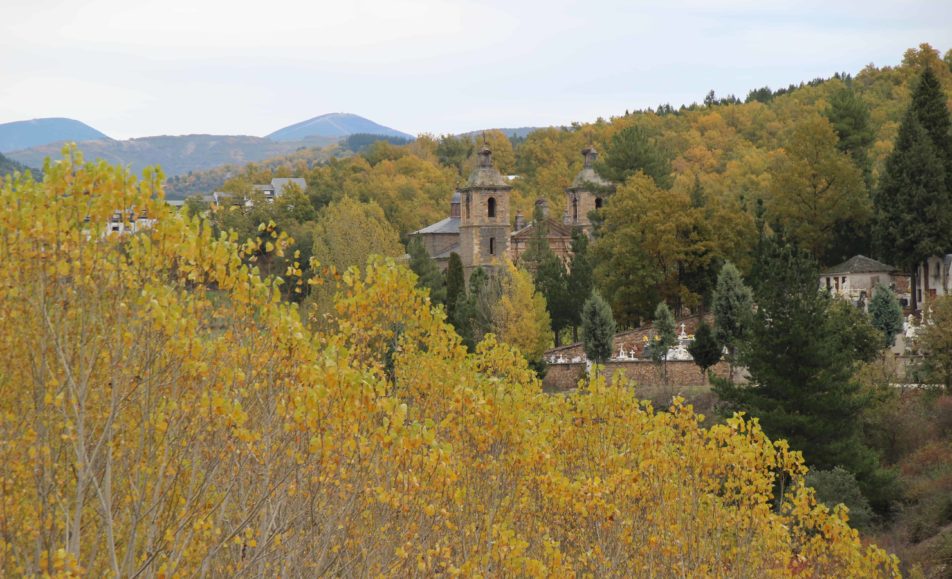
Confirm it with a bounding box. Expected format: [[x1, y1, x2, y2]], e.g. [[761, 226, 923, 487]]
[[105, 208, 155, 235], [820, 255, 910, 308], [916, 254, 952, 303], [410, 146, 611, 274], [253, 177, 307, 201], [210, 177, 308, 207]]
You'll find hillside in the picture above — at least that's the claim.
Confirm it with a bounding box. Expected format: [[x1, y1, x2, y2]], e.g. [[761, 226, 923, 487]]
[[0, 151, 33, 177], [164, 144, 340, 198], [267, 112, 414, 141], [0, 117, 109, 152], [5, 134, 335, 182], [461, 126, 544, 140]]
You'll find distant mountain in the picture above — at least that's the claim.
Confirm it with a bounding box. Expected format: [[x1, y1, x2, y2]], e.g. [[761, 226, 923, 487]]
[[6, 134, 337, 182], [267, 113, 414, 142], [0, 117, 109, 152]]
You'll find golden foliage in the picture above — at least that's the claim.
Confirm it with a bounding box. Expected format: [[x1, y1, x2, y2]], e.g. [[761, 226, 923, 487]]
[[0, 148, 898, 576]]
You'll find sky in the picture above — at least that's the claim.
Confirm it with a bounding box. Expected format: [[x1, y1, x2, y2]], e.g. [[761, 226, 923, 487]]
[[2, 0, 951, 140]]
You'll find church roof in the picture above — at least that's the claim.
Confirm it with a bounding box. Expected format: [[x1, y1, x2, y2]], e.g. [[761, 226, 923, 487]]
[[567, 146, 613, 191], [510, 217, 574, 240], [821, 255, 898, 275], [412, 216, 460, 235], [433, 243, 460, 261], [463, 147, 512, 190]]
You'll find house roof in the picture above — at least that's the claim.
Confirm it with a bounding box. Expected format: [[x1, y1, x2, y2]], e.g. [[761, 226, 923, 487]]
[[822, 255, 898, 275], [270, 178, 307, 196], [433, 243, 460, 260], [412, 216, 460, 235]]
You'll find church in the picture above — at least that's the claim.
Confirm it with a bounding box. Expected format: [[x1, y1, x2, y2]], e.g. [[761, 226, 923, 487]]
[[410, 146, 614, 276]]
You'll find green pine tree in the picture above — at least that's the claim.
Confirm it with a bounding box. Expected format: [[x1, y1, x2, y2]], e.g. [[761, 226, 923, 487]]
[[687, 321, 721, 381], [873, 68, 952, 309], [873, 112, 951, 296], [581, 292, 616, 365], [826, 86, 875, 185], [407, 236, 446, 305], [651, 302, 677, 384], [868, 284, 904, 348], [714, 239, 897, 514], [911, 67, 952, 176], [599, 124, 672, 188], [712, 262, 754, 382], [446, 252, 466, 323], [566, 228, 594, 341]]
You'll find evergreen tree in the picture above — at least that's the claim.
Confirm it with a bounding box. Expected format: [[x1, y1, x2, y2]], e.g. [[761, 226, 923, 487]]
[[826, 86, 875, 185], [581, 292, 616, 365], [454, 267, 498, 351], [522, 203, 572, 346], [599, 124, 672, 188], [868, 284, 904, 348], [873, 68, 952, 309], [712, 262, 754, 382], [688, 321, 721, 380], [407, 236, 446, 305], [873, 112, 951, 295], [566, 228, 594, 341], [534, 252, 570, 346], [651, 302, 677, 384], [911, 67, 952, 177], [714, 239, 896, 513], [446, 252, 465, 322]]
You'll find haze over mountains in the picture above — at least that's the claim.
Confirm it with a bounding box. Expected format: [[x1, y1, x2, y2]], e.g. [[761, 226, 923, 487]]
[[0, 118, 109, 153], [267, 113, 414, 141], [0, 113, 419, 179]]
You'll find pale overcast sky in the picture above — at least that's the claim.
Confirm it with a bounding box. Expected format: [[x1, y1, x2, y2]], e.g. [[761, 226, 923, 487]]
[[2, 0, 951, 140]]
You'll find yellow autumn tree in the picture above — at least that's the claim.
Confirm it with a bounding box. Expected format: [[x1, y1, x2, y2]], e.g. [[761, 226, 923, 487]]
[[490, 260, 553, 362], [0, 147, 900, 577]]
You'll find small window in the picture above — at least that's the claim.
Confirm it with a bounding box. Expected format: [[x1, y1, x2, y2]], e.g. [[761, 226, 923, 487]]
[[595, 197, 603, 209], [489, 237, 495, 255], [488, 197, 496, 218], [572, 197, 578, 221]]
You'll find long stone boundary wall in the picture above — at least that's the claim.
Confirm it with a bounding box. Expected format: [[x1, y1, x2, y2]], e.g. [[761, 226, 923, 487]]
[[543, 359, 732, 395]]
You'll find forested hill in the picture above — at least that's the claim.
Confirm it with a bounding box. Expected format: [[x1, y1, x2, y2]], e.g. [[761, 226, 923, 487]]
[[7, 134, 337, 183], [205, 43, 952, 249], [267, 113, 413, 141], [0, 117, 109, 152], [0, 151, 32, 177]]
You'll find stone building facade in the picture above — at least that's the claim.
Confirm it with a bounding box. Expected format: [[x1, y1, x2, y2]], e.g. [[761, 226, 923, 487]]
[[410, 146, 613, 274], [458, 147, 513, 276]]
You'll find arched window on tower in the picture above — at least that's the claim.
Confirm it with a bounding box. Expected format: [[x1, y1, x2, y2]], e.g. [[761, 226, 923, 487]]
[[595, 197, 603, 209], [487, 197, 496, 218], [489, 237, 495, 255]]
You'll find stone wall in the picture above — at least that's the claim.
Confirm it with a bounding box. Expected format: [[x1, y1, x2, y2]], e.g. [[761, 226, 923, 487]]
[[543, 359, 732, 395], [546, 314, 711, 361]]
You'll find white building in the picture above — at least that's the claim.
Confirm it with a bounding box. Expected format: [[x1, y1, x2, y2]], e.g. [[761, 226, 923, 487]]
[[106, 208, 155, 235], [915, 254, 952, 305], [820, 255, 910, 308]]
